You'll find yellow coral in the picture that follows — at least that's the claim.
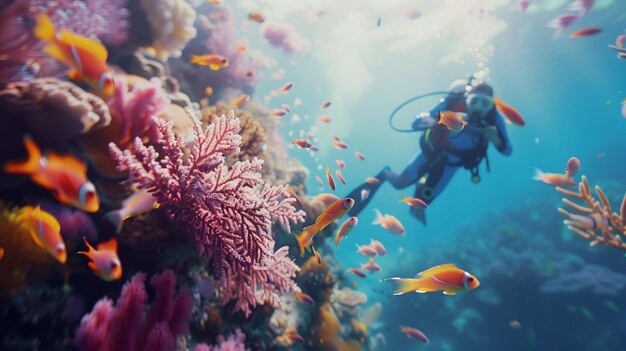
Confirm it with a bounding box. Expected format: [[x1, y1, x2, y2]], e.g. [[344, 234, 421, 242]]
[[0, 202, 55, 296], [140, 0, 197, 61]]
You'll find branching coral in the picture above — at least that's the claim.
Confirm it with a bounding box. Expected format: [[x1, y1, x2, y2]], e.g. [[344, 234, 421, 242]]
[[74, 270, 192, 351], [194, 329, 249, 351], [557, 175, 626, 250], [139, 0, 197, 61], [109, 110, 305, 317], [0, 78, 111, 144]]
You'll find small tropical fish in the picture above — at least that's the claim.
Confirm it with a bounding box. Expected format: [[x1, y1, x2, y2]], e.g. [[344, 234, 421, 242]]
[[355, 151, 366, 160], [282, 104, 291, 113], [272, 109, 287, 118], [287, 187, 304, 207], [400, 326, 430, 344], [204, 86, 214, 96], [190, 54, 229, 70], [275, 328, 303, 346], [313, 193, 339, 206], [400, 195, 428, 209], [533, 157, 580, 187], [78, 238, 122, 281], [519, 0, 529, 12], [104, 188, 159, 233], [373, 209, 405, 236], [292, 138, 313, 148], [4, 136, 100, 212], [365, 177, 380, 184], [348, 267, 366, 278], [279, 82, 293, 94], [335, 169, 347, 185], [236, 43, 247, 53], [616, 34, 626, 48], [294, 198, 354, 255], [231, 94, 250, 108], [439, 110, 467, 132], [319, 115, 332, 124], [321, 101, 331, 109], [493, 97, 525, 126], [510, 320, 522, 329], [336, 160, 345, 169], [312, 246, 322, 264], [332, 138, 348, 149], [326, 166, 336, 191], [383, 263, 480, 295], [34, 14, 115, 95], [369, 239, 387, 255], [19, 206, 66, 263], [569, 27, 602, 38], [356, 244, 378, 257], [248, 11, 266, 23], [361, 189, 369, 201], [293, 292, 315, 304], [361, 257, 381, 273], [334, 216, 358, 247], [315, 175, 324, 186]]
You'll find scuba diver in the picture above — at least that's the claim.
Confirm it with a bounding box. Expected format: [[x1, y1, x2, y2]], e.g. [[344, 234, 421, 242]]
[[346, 79, 513, 224]]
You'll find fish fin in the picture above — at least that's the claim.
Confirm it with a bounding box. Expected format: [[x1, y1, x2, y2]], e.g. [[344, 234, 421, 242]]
[[493, 96, 501, 105], [333, 234, 341, 248], [295, 230, 311, 257], [87, 261, 97, 272], [417, 263, 459, 277], [34, 14, 56, 42], [78, 238, 96, 260], [97, 237, 118, 253], [372, 209, 383, 225], [209, 64, 220, 71], [415, 287, 438, 293], [67, 70, 83, 81], [43, 44, 71, 66], [3, 135, 42, 175], [532, 168, 544, 181], [383, 277, 424, 295], [57, 30, 108, 62], [45, 152, 87, 176], [104, 210, 123, 233], [190, 55, 202, 64], [443, 290, 457, 295]]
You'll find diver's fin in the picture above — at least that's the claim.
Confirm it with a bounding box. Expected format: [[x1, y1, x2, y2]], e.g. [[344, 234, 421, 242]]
[[410, 206, 427, 225]]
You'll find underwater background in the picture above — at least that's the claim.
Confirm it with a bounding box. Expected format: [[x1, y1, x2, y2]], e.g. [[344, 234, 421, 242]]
[[1, 0, 626, 350]]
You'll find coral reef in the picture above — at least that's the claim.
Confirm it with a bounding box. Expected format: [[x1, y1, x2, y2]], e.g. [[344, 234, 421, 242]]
[[557, 176, 626, 250], [110, 110, 305, 316], [139, 0, 197, 61], [74, 270, 192, 351], [0, 202, 58, 296], [194, 329, 249, 351], [0, 78, 111, 145], [261, 20, 311, 55]]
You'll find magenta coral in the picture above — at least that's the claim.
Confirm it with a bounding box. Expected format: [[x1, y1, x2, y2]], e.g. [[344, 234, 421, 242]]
[[74, 270, 192, 351], [193, 329, 249, 351], [109, 111, 305, 317], [108, 75, 170, 144]]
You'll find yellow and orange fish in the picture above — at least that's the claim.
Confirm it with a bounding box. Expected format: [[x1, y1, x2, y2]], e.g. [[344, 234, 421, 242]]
[[19, 206, 66, 263], [326, 166, 336, 191], [34, 14, 115, 95], [493, 97, 525, 126], [383, 263, 480, 296], [533, 157, 580, 187], [190, 54, 229, 70], [439, 110, 467, 132], [231, 94, 250, 108], [248, 12, 266, 24], [78, 238, 122, 281], [400, 195, 428, 209], [4, 136, 100, 212], [334, 216, 358, 247], [105, 188, 159, 233], [293, 292, 315, 304], [292, 139, 313, 148], [295, 198, 354, 255], [204, 86, 214, 96]]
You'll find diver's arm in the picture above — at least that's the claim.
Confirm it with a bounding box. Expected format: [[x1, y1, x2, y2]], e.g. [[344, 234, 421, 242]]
[[412, 102, 445, 130], [490, 112, 512, 156]]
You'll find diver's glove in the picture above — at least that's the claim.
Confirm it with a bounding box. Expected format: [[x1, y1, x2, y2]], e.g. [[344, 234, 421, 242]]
[[482, 126, 502, 148]]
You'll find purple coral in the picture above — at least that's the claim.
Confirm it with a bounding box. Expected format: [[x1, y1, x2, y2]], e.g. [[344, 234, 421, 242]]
[[194, 329, 249, 351], [74, 270, 192, 351], [109, 111, 305, 317], [108, 75, 170, 144]]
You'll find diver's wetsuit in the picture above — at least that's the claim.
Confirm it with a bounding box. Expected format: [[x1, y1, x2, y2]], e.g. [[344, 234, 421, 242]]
[[346, 93, 512, 224]]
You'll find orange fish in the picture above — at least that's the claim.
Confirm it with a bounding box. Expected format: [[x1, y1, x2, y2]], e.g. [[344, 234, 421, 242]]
[[293, 292, 315, 304], [533, 157, 580, 187], [204, 86, 214, 96], [326, 166, 336, 191], [334, 216, 358, 247], [569, 27, 602, 38], [236, 43, 247, 53], [279, 82, 293, 94], [295, 198, 354, 255], [369, 239, 386, 255], [78, 238, 122, 281], [361, 257, 381, 273], [34, 14, 114, 95], [373, 209, 405, 236], [4, 136, 100, 212], [248, 11, 266, 23], [400, 195, 428, 209], [383, 263, 480, 295], [335, 169, 347, 185], [336, 160, 345, 169], [510, 320, 522, 329], [105, 188, 159, 233], [272, 109, 287, 118], [493, 97, 525, 126], [231, 94, 250, 108], [190, 54, 229, 70], [0, 247, 4, 260], [292, 139, 313, 148], [313, 193, 339, 206], [319, 115, 332, 124], [19, 206, 66, 263], [348, 267, 366, 278], [355, 151, 366, 160], [400, 326, 430, 344], [312, 246, 322, 264], [439, 110, 467, 132]]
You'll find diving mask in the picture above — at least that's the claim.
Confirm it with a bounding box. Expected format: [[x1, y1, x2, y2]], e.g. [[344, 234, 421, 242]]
[[466, 93, 494, 117]]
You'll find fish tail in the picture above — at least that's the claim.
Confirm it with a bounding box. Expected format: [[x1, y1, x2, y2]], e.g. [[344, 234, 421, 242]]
[[77, 237, 95, 259], [333, 234, 341, 248], [104, 210, 123, 233], [372, 209, 383, 225], [383, 277, 424, 295], [532, 168, 544, 181], [190, 55, 201, 64], [34, 14, 56, 42], [4, 135, 41, 175], [295, 225, 316, 256]]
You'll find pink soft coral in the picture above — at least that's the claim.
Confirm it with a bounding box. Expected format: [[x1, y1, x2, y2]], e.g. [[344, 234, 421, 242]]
[[74, 270, 192, 351], [109, 110, 305, 317], [194, 329, 249, 351]]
